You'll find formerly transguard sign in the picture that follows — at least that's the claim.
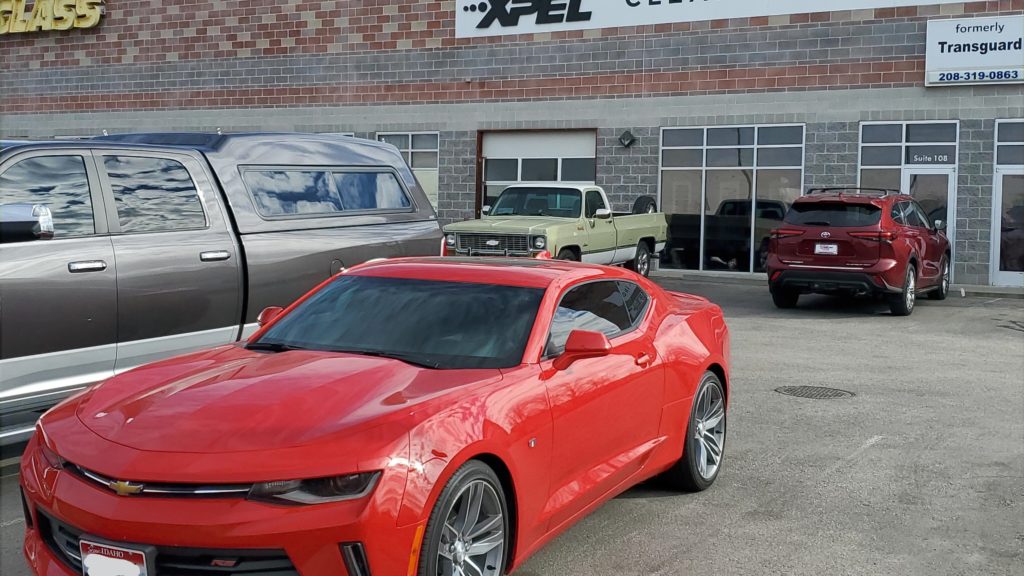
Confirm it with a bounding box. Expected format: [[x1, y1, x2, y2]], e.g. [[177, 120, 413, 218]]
[[926, 16, 1024, 86], [454, 0, 965, 38]]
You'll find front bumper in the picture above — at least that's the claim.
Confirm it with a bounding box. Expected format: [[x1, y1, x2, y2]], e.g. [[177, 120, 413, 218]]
[[20, 435, 421, 576]]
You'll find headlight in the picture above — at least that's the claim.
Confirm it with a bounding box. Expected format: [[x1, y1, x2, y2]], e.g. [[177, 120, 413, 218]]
[[533, 236, 546, 250], [40, 443, 66, 470], [445, 234, 457, 247], [248, 472, 380, 505]]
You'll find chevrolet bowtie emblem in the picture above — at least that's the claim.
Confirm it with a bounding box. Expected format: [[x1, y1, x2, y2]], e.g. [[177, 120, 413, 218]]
[[108, 480, 145, 496]]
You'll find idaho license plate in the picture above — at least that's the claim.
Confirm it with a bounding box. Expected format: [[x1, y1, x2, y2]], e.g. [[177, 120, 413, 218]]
[[80, 540, 150, 576], [815, 243, 839, 255]]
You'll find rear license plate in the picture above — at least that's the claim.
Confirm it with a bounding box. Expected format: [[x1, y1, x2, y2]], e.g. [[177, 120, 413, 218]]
[[80, 540, 150, 576], [815, 243, 839, 255]]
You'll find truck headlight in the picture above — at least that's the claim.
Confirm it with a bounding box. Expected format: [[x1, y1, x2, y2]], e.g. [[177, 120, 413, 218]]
[[248, 472, 380, 505], [445, 234, 457, 248], [533, 236, 546, 250]]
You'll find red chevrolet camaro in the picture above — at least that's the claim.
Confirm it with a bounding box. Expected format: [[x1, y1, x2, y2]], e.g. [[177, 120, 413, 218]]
[[20, 258, 730, 576]]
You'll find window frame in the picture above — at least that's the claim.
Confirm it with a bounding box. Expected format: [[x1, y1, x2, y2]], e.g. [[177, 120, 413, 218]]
[[542, 279, 651, 360], [97, 152, 211, 235], [658, 123, 806, 273], [0, 148, 110, 240], [240, 165, 417, 221], [995, 119, 1024, 168], [857, 121, 960, 177]]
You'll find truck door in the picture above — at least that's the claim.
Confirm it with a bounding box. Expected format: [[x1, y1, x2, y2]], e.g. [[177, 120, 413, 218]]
[[583, 189, 616, 264], [0, 151, 117, 433], [96, 151, 242, 372]]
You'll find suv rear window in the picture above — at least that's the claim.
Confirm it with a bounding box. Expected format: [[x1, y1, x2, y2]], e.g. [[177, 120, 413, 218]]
[[784, 202, 882, 227]]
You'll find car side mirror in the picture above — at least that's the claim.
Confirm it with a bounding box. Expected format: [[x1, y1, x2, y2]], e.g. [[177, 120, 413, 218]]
[[481, 205, 491, 216], [553, 330, 612, 370], [257, 306, 284, 327], [594, 208, 612, 220], [0, 203, 54, 244], [933, 219, 946, 231]]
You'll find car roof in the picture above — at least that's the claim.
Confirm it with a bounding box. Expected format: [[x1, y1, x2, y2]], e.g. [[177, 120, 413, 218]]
[[794, 192, 912, 205], [345, 257, 629, 289]]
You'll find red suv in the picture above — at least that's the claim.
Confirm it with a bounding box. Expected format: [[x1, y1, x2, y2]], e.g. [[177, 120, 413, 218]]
[[766, 188, 951, 316]]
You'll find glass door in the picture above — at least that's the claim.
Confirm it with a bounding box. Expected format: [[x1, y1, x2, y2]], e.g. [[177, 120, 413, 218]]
[[902, 167, 956, 277], [991, 169, 1024, 287]]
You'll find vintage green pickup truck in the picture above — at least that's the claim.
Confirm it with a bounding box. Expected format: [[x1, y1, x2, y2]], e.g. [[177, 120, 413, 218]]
[[443, 185, 668, 276]]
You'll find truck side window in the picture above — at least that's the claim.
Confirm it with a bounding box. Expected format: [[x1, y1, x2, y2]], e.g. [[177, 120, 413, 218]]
[[0, 155, 95, 241], [244, 169, 411, 217], [546, 281, 631, 356], [585, 190, 606, 218], [104, 156, 206, 233]]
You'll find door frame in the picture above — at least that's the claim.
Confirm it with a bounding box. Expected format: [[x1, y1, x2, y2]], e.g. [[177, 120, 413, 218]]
[[901, 166, 957, 282], [990, 167, 1024, 287]]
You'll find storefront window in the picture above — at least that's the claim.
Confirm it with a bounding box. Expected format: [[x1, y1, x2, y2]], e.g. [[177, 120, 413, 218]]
[[993, 121, 1024, 282], [378, 132, 440, 208], [660, 125, 804, 273]]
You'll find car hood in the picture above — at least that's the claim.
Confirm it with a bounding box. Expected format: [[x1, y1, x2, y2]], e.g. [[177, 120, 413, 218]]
[[76, 346, 501, 454], [445, 216, 574, 235]]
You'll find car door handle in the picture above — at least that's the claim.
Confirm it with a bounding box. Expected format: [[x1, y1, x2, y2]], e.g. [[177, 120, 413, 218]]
[[200, 250, 232, 262], [68, 260, 107, 273], [635, 353, 654, 367]]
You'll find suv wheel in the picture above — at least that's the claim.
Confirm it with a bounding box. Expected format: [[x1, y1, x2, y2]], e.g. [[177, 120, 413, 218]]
[[771, 288, 799, 309], [889, 264, 916, 316], [928, 257, 950, 301]]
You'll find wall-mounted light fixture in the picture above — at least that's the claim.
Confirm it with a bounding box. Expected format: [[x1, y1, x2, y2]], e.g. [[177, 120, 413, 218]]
[[619, 130, 637, 148]]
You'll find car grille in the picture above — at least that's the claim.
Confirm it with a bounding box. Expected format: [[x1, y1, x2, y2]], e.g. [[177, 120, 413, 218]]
[[457, 233, 530, 254], [66, 463, 253, 498], [38, 511, 299, 575]]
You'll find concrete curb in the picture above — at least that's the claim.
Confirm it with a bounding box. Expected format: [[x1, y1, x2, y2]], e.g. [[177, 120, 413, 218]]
[[651, 269, 1024, 299]]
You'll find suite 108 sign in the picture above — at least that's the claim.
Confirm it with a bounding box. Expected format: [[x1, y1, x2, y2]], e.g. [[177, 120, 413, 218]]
[[926, 15, 1024, 86]]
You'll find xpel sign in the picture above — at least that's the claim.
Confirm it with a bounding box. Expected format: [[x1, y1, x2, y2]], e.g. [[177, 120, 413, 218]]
[[455, 0, 967, 39]]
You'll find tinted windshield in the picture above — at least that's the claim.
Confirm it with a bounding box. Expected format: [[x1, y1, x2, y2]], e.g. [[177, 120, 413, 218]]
[[491, 187, 582, 218], [785, 203, 882, 227], [252, 275, 544, 369]]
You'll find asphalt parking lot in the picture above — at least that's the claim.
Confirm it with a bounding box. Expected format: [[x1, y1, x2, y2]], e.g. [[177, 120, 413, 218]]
[[2, 278, 1022, 575]]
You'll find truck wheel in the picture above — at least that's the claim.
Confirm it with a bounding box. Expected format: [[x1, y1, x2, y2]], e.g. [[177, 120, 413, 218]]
[[556, 248, 579, 262], [627, 242, 652, 277], [632, 196, 657, 214]]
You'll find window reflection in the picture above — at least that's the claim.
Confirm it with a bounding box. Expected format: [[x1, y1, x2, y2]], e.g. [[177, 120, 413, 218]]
[[104, 156, 205, 233], [0, 155, 94, 239]]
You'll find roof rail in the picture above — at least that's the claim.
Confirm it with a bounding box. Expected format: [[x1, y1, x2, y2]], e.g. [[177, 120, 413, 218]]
[[806, 187, 901, 197]]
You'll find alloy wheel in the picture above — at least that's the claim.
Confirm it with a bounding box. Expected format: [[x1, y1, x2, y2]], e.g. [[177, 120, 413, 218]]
[[942, 261, 950, 293], [693, 381, 726, 480], [906, 270, 916, 312], [437, 480, 505, 576], [638, 250, 650, 276]]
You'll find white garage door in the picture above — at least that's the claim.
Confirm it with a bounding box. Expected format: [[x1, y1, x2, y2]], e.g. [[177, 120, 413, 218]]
[[482, 130, 596, 208]]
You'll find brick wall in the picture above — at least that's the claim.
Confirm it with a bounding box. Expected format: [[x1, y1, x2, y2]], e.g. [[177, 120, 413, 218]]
[[2, 2, 1021, 114]]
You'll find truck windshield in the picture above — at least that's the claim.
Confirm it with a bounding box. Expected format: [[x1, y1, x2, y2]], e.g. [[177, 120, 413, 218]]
[[250, 275, 544, 370], [491, 188, 582, 218]]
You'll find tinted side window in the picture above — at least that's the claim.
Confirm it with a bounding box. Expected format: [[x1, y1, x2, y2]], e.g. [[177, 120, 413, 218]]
[[105, 156, 205, 233], [890, 202, 909, 225], [333, 172, 411, 211], [0, 155, 94, 240], [245, 170, 411, 217], [911, 203, 933, 229], [585, 190, 606, 218], [618, 281, 650, 325], [547, 281, 631, 355]]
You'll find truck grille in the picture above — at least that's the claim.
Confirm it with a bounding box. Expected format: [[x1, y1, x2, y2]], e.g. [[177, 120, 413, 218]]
[[457, 233, 530, 254], [38, 511, 299, 575]]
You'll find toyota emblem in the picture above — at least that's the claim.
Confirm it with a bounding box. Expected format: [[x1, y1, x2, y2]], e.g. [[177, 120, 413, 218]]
[[820, 231, 832, 239]]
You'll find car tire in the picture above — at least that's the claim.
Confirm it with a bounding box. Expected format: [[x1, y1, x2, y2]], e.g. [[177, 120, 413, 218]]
[[627, 242, 652, 277], [928, 257, 950, 301], [662, 371, 727, 492], [889, 264, 917, 316], [632, 196, 658, 214], [556, 248, 579, 261], [418, 461, 509, 576], [771, 288, 799, 309]]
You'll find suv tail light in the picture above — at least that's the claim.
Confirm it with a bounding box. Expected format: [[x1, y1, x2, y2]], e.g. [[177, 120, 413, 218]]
[[770, 228, 805, 239], [848, 231, 898, 242]]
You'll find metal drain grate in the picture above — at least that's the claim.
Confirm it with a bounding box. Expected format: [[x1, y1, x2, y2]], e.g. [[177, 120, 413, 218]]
[[775, 386, 854, 399]]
